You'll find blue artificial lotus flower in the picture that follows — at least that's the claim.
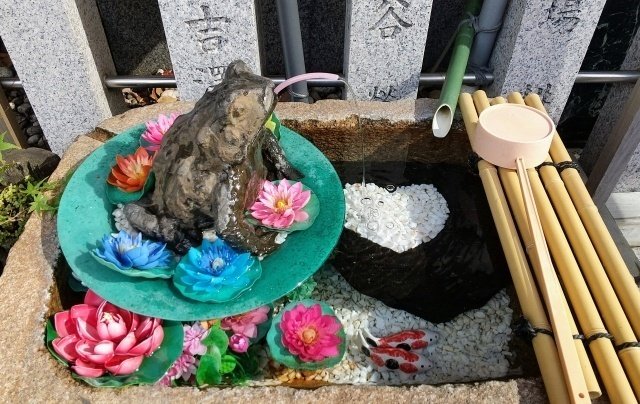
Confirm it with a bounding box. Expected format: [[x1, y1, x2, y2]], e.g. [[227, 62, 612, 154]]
[[173, 238, 262, 303], [90, 230, 174, 279]]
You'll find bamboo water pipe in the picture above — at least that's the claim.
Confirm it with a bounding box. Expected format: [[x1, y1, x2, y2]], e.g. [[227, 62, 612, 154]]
[[489, 96, 602, 400], [524, 94, 640, 339], [471, 93, 588, 402], [459, 93, 570, 403]]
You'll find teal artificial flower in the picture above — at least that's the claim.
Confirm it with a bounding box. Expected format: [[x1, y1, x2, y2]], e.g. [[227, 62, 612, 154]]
[[90, 230, 174, 279], [173, 238, 262, 303]]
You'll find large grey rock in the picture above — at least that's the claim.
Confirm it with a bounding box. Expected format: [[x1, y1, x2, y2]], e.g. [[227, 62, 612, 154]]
[[124, 62, 300, 255], [344, 0, 434, 100], [488, 0, 607, 121], [0, 0, 124, 154], [157, 0, 261, 101], [0, 148, 60, 186]]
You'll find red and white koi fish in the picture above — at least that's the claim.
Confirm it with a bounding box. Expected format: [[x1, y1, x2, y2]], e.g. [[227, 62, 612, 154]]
[[362, 328, 438, 353], [358, 332, 433, 374]]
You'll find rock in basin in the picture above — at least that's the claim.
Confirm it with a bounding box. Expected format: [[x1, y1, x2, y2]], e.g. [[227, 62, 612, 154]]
[[331, 162, 509, 323]]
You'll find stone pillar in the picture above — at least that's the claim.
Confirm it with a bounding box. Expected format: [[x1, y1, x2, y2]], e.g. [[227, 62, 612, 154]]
[[488, 0, 606, 121], [157, 0, 261, 101], [0, 0, 122, 155], [581, 27, 640, 193], [344, 0, 433, 101]]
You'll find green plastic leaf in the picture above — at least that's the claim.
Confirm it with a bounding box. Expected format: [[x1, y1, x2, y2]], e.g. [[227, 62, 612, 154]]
[[266, 299, 346, 370], [220, 354, 237, 374], [105, 172, 155, 205], [246, 182, 320, 234], [202, 325, 229, 354], [264, 113, 281, 140], [45, 317, 183, 387], [196, 347, 222, 387], [90, 251, 174, 279]]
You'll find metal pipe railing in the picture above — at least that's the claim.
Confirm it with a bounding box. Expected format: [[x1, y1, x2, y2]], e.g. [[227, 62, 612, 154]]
[[1, 71, 638, 90]]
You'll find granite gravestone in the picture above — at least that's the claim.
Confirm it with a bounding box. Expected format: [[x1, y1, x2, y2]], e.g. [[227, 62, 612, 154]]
[[488, 0, 607, 121], [344, 0, 433, 101], [0, 0, 123, 154], [157, 0, 261, 100]]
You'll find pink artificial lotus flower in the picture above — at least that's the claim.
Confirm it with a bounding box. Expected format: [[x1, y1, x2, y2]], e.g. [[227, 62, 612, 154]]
[[220, 305, 270, 338], [183, 322, 208, 356], [141, 113, 178, 152], [280, 303, 342, 362], [52, 290, 164, 377], [229, 334, 250, 353], [250, 180, 311, 229], [157, 352, 197, 386]]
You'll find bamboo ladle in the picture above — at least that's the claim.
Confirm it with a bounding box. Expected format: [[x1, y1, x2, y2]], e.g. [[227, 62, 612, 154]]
[[471, 104, 589, 403]]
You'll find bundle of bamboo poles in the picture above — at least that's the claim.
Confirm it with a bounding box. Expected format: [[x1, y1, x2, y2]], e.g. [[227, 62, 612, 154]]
[[459, 90, 640, 404]]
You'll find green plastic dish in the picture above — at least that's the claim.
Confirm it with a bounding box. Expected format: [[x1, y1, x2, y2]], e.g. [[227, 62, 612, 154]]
[[57, 124, 345, 321]]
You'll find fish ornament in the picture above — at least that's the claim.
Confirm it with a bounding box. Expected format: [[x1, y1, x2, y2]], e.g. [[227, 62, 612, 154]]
[[361, 328, 438, 352], [358, 329, 439, 374]]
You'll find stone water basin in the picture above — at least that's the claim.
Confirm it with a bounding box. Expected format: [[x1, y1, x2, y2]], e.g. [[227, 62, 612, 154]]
[[0, 99, 548, 402]]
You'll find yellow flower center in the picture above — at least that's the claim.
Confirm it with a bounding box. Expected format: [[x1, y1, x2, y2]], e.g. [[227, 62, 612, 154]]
[[301, 327, 317, 344], [275, 199, 289, 213]]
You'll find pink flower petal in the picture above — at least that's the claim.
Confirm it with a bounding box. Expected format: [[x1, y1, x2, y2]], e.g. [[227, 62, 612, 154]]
[[294, 210, 309, 222], [54, 311, 74, 338], [84, 290, 105, 307], [105, 355, 144, 375], [72, 359, 105, 378], [52, 335, 80, 362], [76, 317, 100, 342], [292, 190, 311, 210], [115, 332, 138, 354]]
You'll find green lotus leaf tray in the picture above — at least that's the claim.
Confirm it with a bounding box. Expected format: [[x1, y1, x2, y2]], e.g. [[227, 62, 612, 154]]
[[266, 299, 346, 370], [57, 124, 344, 321]]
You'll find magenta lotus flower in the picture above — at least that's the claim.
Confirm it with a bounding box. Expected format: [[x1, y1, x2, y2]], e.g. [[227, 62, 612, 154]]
[[250, 180, 311, 229], [52, 290, 164, 377], [141, 113, 178, 152], [280, 303, 342, 362], [229, 334, 250, 353], [221, 305, 270, 338]]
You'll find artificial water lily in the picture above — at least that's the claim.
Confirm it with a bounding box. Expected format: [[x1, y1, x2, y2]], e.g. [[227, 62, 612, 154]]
[[141, 113, 178, 152], [51, 290, 164, 377], [250, 180, 311, 229], [91, 230, 173, 277], [221, 305, 270, 338], [173, 239, 262, 303], [107, 147, 153, 192], [183, 322, 208, 356], [279, 302, 342, 362]]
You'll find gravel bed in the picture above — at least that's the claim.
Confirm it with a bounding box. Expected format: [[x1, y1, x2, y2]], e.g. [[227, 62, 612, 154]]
[[309, 266, 513, 385], [343, 183, 449, 253]]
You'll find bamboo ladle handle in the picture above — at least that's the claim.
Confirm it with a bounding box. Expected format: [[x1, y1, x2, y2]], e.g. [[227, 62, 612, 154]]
[[516, 157, 590, 404]]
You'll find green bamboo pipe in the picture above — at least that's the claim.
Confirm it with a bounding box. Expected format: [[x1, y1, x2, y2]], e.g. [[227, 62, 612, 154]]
[[433, 0, 482, 138]]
